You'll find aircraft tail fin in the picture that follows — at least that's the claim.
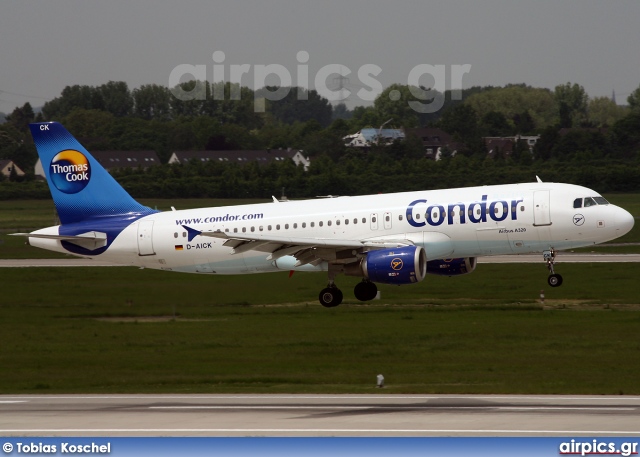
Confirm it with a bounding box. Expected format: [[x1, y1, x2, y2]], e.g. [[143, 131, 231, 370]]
[[29, 122, 155, 225]]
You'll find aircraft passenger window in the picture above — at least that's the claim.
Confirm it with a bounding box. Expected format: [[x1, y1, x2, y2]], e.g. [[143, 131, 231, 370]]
[[234, 228, 238, 233], [336, 220, 340, 226], [494, 207, 498, 214], [182, 232, 187, 238], [293, 223, 298, 229], [520, 206, 524, 211], [362, 218, 366, 223], [319, 221, 323, 227], [311, 222, 315, 227], [345, 219, 349, 225], [174, 232, 178, 238], [225, 228, 229, 233], [354, 218, 358, 224], [385, 215, 390, 222], [302, 222, 306, 228], [372, 217, 377, 223], [468, 209, 473, 217], [242, 227, 246, 233], [268, 225, 272, 231], [285, 224, 289, 229], [594, 197, 609, 205], [573, 198, 583, 209], [276, 224, 280, 230], [328, 221, 332, 226], [259, 226, 264, 231], [251, 227, 255, 232], [476, 209, 481, 215], [398, 215, 403, 221], [415, 214, 420, 220], [584, 197, 597, 207]]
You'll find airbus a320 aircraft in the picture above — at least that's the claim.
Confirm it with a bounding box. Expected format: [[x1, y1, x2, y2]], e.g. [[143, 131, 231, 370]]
[[13, 122, 635, 307]]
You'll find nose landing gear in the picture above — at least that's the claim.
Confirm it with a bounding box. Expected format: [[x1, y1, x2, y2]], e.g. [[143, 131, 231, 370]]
[[543, 248, 563, 287]]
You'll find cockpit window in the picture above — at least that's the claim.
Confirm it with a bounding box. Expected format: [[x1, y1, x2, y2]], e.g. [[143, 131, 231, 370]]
[[593, 197, 609, 205], [573, 198, 582, 209], [584, 197, 597, 207]]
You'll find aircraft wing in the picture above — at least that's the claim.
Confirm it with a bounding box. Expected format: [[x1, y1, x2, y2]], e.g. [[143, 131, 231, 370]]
[[183, 225, 413, 267]]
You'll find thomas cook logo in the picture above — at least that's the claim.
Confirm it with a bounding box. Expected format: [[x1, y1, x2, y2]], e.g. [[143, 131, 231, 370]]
[[49, 150, 91, 194], [391, 258, 403, 270]]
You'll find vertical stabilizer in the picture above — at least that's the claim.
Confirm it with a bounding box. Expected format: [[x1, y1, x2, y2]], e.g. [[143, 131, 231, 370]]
[[29, 122, 154, 224]]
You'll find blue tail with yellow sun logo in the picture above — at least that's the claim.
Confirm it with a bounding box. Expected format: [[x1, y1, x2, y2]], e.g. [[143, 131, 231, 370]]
[[29, 122, 155, 225]]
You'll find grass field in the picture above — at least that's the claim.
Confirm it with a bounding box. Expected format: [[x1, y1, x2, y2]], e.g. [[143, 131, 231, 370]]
[[1, 265, 639, 394]]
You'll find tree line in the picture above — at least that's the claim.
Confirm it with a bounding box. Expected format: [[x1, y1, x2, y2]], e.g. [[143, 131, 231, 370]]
[[0, 80, 639, 199]]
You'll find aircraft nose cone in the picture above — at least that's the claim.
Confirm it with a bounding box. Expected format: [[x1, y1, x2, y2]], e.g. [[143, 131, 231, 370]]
[[616, 207, 635, 237]]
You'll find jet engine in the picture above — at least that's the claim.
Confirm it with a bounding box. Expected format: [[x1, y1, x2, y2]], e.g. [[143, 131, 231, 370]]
[[345, 245, 427, 285], [426, 257, 477, 276]]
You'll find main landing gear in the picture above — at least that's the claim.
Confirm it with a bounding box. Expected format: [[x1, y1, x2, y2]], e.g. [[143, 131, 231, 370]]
[[319, 283, 343, 308], [318, 280, 379, 307], [543, 248, 563, 287], [318, 266, 379, 307]]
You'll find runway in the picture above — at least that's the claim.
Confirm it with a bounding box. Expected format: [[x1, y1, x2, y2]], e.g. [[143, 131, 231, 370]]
[[1, 394, 640, 436], [0, 253, 639, 268]]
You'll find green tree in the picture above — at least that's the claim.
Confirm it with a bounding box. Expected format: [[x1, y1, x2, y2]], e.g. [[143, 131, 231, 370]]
[[332, 103, 352, 120], [5, 102, 35, 131], [627, 84, 640, 111], [373, 84, 445, 128], [436, 104, 480, 148], [481, 111, 512, 136], [610, 110, 640, 160], [97, 81, 133, 117], [169, 81, 207, 117], [132, 84, 172, 120], [256, 87, 332, 127], [554, 82, 589, 128], [587, 97, 628, 127], [61, 108, 115, 149], [42, 85, 101, 119], [465, 84, 557, 131]]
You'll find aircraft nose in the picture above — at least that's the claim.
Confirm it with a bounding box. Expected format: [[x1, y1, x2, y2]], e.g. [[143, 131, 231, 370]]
[[615, 207, 635, 237]]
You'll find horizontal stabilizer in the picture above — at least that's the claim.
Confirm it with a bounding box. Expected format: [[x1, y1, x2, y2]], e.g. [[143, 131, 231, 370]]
[[11, 231, 108, 251]]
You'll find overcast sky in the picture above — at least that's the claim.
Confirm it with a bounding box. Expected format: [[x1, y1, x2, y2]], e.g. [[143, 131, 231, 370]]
[[1, 0, 639, 113]]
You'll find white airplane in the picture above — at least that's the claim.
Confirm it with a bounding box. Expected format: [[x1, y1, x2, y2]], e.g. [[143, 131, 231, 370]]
[[13, 122, 635, 307]]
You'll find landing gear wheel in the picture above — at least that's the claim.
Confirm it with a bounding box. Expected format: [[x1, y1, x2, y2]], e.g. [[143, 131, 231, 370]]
[[548, 274, 563, 287], [543, 249, 563, 287], [354, 281, 378, 302], [319, 287, 343, 307]]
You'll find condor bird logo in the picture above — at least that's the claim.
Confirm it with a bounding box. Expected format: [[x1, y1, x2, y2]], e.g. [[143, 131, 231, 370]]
[[391, 258, 404, 270], [49, 150, 91, 194]]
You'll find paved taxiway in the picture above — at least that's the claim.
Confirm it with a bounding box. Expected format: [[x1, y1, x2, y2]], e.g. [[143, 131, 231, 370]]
[[1, 394, 640, 437], [1, 254, 639, 268]]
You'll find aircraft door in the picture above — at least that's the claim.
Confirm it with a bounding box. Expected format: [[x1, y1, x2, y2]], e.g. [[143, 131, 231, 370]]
[[137, 220, 155, 256], [383, 212, 392, 230], [533, 191, 552, 226], [370, 213, 379, 230]]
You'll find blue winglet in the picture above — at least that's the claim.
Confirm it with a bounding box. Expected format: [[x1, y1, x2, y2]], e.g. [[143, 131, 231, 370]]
[[182, 225, 202, 242]]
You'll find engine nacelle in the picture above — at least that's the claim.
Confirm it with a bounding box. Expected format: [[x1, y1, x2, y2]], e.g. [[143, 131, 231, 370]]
[[426, 257, 477, 276], [345, 245, 427, 285]]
